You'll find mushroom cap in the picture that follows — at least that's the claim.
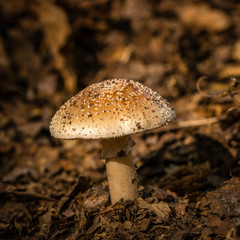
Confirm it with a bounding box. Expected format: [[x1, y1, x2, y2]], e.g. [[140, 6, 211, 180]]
[[49, 79, 176, 139]]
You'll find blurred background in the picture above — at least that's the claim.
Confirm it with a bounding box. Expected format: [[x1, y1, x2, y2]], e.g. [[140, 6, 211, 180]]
[[0, 0, 240, 239]]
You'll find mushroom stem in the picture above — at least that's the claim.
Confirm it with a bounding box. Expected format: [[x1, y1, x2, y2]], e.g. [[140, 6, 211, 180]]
[[101, 136, 138, 204]]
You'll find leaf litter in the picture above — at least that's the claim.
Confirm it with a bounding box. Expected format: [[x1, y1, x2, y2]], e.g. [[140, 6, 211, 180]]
[[0, 0, 240, 239]]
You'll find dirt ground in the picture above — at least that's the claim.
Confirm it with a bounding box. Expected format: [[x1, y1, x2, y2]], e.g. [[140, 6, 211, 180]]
[[0, 0, 240, 239]]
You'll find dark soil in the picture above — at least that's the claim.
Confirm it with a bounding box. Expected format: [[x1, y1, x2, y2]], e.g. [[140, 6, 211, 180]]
[[0, 0, 240, 239]]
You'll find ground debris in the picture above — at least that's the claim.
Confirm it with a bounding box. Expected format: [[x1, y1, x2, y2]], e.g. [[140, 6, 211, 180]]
[[136, 197, 171, 223], [159, 161, 210, 196], [0, 0, 240, 239], [198, 177, 240, 236]]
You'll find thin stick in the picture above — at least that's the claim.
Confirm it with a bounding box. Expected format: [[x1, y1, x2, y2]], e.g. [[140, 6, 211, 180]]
[[153, 117, 219, 133], [172, 117, 219, 129]]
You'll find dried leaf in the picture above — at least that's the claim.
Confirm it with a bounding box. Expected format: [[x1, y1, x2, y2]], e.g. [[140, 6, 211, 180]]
[[137, 198, 171, 223], [178, 4, 230, 32]]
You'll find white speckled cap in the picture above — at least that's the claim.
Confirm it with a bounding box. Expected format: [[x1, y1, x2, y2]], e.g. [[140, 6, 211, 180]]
[[49, 79, 176, 139]]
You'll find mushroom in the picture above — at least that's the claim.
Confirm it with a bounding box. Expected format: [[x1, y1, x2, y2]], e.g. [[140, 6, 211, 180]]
[[49, 79, 176, 204]]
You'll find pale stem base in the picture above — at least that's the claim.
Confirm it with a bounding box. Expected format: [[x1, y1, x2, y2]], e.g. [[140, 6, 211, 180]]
[[102, 136, 138, 204]]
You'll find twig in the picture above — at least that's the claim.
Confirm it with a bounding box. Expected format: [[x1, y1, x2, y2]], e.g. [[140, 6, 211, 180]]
[[171, 117, 219, 129], [196, 76, 240, 99], [196, 76, 212, 98], [153, 117, 219, 134]]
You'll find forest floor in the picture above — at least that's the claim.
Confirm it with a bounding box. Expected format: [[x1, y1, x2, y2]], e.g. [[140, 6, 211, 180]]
[[0, 0, 240, 239]]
